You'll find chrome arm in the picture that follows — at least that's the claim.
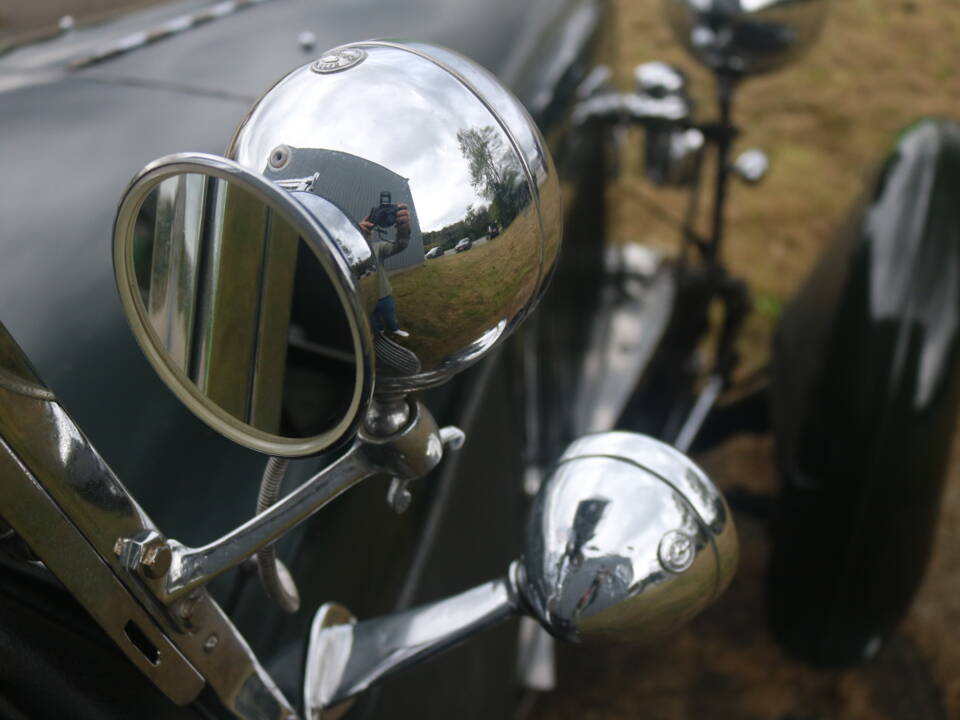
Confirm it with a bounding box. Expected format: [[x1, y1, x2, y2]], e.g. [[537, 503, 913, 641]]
[[120, 399, 453, 605], [305, 569, 522, 716], [303, 432, 740, 716], [0, 322, 297, 718], [165, 442, 372, 601]]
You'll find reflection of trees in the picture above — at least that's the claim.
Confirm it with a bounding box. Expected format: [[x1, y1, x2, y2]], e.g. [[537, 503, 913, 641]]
[[457, 126, 530, 228], [422, 203, 492, 253]]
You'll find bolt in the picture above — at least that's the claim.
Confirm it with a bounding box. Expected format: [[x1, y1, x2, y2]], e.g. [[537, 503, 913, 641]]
[[386, 478, 412, 514], [141, 541, 172, 578], [203, 633, 219, 654], [172, 592, 203, 625], [268, 145, 291, 170], [439, 425, 466, 451], [297, 31, 317, 52], [658, 530, 695, 573]]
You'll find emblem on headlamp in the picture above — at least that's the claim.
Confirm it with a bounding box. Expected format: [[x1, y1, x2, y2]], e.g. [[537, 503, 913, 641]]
[[311, 47, 367, 74]]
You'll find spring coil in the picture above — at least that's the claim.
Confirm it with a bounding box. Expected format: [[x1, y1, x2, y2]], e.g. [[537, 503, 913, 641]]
[[255, 456, 300, 613]]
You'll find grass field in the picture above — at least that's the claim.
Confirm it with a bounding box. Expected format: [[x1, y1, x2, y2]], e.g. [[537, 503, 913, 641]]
[[389, 202, 541, 369]]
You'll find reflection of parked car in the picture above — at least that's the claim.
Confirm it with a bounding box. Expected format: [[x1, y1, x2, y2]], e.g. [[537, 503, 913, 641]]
[[425, 246, 443, 259], [455, 237, 472, 253]]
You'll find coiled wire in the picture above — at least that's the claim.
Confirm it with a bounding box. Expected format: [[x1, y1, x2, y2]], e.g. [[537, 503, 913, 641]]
[[255, 456, 300, 613]]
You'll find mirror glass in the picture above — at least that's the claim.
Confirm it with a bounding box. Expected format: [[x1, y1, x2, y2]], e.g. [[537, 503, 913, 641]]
[[126, 171, 361, 446]]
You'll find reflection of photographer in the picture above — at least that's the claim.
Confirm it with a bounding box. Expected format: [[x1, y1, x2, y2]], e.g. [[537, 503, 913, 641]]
[[367, 191, 400, 232], [360, 194, 411, 338]]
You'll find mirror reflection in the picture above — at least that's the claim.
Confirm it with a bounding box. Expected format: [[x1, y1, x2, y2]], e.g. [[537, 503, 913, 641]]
[[664, 0, 829, 76], [233, 41, 558, 389], [265, 132, 540, 379], [132, 173, 357, 439]]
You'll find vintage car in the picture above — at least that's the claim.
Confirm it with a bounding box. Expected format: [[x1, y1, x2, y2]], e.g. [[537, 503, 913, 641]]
[[1, 0, 958, 718]]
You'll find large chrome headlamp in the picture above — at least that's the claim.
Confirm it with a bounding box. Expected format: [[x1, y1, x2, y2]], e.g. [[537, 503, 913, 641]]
[[663, 0, 830, 76]]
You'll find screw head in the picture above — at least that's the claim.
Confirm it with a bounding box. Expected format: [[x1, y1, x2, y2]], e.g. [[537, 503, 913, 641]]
[[658, 530, 695, 573], [203, 633, 219, 653], [268, 145, 291, 170], [298, 31, 317, 52], [387, 478, 412, 514], [140, 539, 172, 578]]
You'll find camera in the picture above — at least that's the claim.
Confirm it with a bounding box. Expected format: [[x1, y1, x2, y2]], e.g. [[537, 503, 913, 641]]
[[368, 190, 398, 228]]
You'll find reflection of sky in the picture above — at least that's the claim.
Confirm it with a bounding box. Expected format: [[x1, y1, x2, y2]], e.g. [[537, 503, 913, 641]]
[[409, 42, 549, 188], [233, 47, 527, 232]]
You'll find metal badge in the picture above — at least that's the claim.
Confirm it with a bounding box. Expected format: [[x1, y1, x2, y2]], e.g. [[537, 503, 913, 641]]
[[658, 530, 695, 573], [311, 47, 367, 74]]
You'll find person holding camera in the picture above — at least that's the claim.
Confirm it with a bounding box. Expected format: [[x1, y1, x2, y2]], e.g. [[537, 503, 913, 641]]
[[359, 197, 411, 339]]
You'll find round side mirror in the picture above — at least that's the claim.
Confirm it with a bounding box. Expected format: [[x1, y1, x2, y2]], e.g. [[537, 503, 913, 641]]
[[663, 0, 830, 77], [113, 153, 377, 457]]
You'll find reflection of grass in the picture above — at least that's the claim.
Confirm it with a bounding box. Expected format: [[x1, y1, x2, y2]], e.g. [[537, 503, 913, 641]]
[[389, 203, 541, 369]]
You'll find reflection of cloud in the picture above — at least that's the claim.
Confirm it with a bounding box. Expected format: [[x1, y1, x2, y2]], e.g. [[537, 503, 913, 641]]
[[234, 49, 526, 233]]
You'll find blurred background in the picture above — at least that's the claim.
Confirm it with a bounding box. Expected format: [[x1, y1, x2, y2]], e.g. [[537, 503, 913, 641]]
[[1, 1, 957, 718], [534, 2, 960, 718]]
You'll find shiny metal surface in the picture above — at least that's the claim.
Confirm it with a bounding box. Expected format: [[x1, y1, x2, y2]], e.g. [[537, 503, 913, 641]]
[[733, 148, 770, 183], [663, 0, 830, 76], [572, 245, 675, 434], [303, 603, 358, 720], [634, 61, 688, 98], [255, 457, 301, 613], [645, 126, 705, 187], [769, 119, 960, 664], [523, 431, 738, 642], [0, 322, 297, 718], [302, 432, 737, 711], [305, 576, 520, 716], [516, 616, 557, 691], [114, 153, 376, 458], [673, 373, 725, 452], [572, 88, 691, 127], [0, 437, 206, 706], [121, 398, 451, 604], [228, 40, 562, 392]]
